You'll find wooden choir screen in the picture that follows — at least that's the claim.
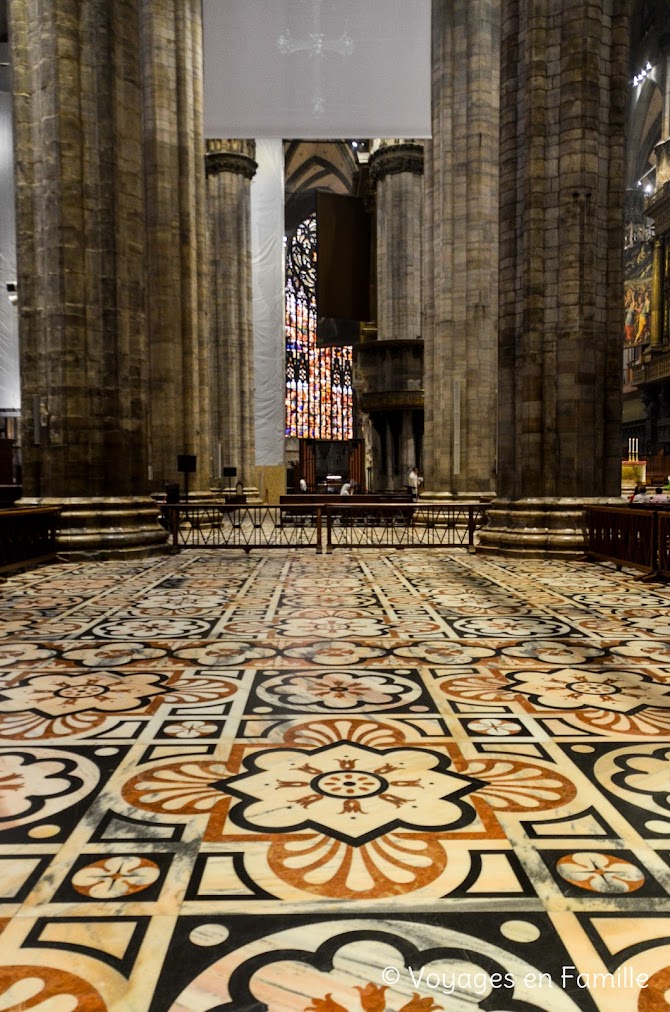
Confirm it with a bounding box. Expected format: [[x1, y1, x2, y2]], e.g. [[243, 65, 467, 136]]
[[299, 440, 317, 491]]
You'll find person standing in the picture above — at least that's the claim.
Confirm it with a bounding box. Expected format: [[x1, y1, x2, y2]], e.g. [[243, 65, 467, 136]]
[[408, 467, 423, 500]]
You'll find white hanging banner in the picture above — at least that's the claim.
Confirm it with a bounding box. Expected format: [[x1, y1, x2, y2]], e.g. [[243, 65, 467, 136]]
[[0, 91, 20, 413], [251, 139, 286, 467], [203, 0, 431, 139]]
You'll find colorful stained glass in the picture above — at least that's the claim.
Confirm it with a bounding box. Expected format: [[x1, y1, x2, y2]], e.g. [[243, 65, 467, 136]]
[[285, 214, 354, 440]]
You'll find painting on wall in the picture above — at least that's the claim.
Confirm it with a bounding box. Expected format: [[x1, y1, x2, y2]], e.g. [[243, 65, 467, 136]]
[[624, 240, 653, 346]]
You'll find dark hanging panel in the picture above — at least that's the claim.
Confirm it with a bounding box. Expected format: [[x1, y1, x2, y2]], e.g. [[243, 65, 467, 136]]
[[316, 191, 371, 324]]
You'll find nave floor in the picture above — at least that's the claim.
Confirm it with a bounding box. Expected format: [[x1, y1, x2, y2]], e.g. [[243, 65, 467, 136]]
[[0, 548, 670, 1011]]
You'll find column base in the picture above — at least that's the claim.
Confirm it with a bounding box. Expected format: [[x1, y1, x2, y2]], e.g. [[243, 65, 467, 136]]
[[422, 490, 497, 502], [242, 486, 262, 504], [18, 497, 169, 559], [207, 485, 262, 503], [477, 497, 627, 558]]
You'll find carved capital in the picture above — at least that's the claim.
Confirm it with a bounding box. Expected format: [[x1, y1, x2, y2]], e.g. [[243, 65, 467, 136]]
[[368, 142, 424, 184], [646, 180, 670, 236], [206, 139, 258, 179], [655, 137, 670, 189]]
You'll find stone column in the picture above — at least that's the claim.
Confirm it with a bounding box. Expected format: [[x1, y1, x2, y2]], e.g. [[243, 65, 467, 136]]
[[206, 139, 258, 491], [10, 0, 149, 498], [423, 0, 500, 497], [140, 0, 210, 492], [651, 238, 664, 347], [359, 140, 424, 490], [370, 141, 423, 344], [496, 0, 629, 500], [645, 54, 670, 350], [663, 47, 670, 143], [481, 0, 630, 554]]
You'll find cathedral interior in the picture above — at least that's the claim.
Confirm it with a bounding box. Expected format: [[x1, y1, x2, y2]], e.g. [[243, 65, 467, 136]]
[[2, 1, 670, 1010]]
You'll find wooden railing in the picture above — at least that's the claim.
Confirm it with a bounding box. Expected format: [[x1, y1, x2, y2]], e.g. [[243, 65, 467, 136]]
[[630, 350, 670, 386], [161, 502, 487, 553], [0, 507, 61, 573], [585, 505, 661, 576]]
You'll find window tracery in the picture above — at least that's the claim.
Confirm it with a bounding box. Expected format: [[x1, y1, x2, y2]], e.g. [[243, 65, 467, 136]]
[[285, 213, 353, 439]]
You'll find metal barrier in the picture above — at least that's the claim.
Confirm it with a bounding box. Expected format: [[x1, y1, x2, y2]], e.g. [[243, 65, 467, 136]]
[[325, 503, 483, 552], [162, 502, 486, 553], [0, 506, 61, 573], [585, 506, 658, 576], [163, 503, 321, 551]]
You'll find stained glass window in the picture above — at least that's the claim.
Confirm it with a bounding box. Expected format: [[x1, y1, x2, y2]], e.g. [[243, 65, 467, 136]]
[[285, 213, 353, 439]]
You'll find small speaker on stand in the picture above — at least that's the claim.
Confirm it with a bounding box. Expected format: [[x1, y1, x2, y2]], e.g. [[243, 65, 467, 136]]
[[177, 454, 197, 502]]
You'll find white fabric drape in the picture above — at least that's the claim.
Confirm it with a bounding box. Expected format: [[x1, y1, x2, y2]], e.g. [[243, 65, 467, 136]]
[[203, 0, 430, 139], [0, 92, 20, 413], [251, 139, 286, 467]]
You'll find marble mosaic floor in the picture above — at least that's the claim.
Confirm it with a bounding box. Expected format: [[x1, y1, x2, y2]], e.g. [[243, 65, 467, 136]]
[[1, 548, 670, 1010]]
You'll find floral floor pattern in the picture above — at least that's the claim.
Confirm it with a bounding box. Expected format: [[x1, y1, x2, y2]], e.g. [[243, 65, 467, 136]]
[[0, 548, 670, 1010]]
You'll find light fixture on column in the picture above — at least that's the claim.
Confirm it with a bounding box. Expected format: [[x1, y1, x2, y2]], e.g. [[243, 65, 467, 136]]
[[633, 61, 653, 85], [6, 282, 17, 306]]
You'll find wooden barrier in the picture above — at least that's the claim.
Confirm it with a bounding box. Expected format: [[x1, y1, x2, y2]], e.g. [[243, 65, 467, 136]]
[[280, 494, 413, 504], [585, 505, 658, 576], [0, 506, 61, 573], [278, 494, 414, 528], [658, 511, 670, 579]]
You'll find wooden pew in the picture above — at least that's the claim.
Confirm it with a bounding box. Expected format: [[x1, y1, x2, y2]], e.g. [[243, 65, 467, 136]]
[[278, 494, 414, 527]]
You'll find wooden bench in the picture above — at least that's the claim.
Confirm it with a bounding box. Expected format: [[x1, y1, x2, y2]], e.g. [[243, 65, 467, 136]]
[[278, 494, 415, 527], [280, 494, 413, 505]]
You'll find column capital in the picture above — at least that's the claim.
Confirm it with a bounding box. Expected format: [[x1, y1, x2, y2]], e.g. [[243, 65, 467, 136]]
[[654, 137, 670, 189], [205, 139, 258, 179], [368, 141, 424, 184]]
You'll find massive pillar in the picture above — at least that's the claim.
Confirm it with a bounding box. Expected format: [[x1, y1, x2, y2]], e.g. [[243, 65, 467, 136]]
[[423, 0, 500, 497], [206, 139, 258, 490], [140, 0, 210, 492], [654, 46, 670, 189], [10, 0, 149, 498], [372, 141, 423, 346], [651, 238, 664, 348], [496, 0, 629, 499], [358, 141, 424, 491], [10, 0, 210, 550], [481, 0, 631, 554]]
